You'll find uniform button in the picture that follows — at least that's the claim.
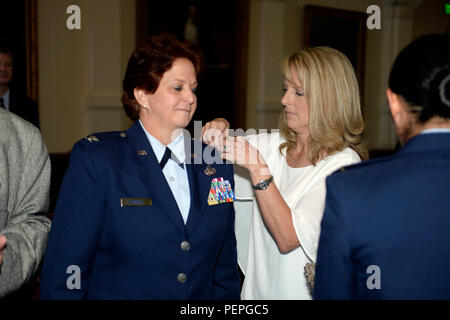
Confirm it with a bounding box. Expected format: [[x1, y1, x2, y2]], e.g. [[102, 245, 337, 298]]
[[177, 273, 187, 283], [169, 177, 175, 182], [180, 241, 191, 251]]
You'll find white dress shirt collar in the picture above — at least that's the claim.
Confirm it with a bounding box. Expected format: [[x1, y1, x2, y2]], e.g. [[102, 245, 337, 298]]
[[421, 128, 450, 134], [1, 89, 10, 110]]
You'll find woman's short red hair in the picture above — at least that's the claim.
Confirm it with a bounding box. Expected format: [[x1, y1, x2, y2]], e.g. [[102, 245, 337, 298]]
[[122, 33, 203, 120]]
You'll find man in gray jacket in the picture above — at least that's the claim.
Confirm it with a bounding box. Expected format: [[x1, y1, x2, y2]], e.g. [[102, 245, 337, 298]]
[[0, 107, 51, 297]]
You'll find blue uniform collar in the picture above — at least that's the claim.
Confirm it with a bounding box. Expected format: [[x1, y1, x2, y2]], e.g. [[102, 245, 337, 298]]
[[398, 132, 450, 155]]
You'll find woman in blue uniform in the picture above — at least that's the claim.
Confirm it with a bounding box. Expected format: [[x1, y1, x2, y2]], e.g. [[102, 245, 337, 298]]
[[40, 33, 240, 299]]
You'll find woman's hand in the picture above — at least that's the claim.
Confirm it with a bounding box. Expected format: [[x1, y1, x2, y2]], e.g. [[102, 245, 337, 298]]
[[221, 136, 270, 181], [0, 235, 6, 270], [202, 118, 230, 149]]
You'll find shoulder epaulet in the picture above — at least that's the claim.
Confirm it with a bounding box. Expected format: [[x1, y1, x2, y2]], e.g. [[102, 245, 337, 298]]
[[81, 131, 127, 146]]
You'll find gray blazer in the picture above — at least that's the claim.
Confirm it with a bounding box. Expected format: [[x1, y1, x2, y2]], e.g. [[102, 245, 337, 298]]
[[0, 108, 51, 297]]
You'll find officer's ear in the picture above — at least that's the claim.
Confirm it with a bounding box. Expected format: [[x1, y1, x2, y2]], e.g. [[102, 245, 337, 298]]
[[134, 88, 150, 110], [386, 89, 407, 125]]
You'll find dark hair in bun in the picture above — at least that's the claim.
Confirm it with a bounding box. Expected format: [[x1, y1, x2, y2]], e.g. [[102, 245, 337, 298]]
[[388, 34, 450, 123]]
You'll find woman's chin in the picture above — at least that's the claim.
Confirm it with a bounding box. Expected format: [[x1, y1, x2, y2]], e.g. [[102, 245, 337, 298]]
[[286, 119, 297, 129], [174, 118, 193, 130]]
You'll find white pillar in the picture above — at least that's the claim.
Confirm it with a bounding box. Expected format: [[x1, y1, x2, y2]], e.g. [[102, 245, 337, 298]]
[[371, 0, 419, 149], [246, 0, 286, 130]]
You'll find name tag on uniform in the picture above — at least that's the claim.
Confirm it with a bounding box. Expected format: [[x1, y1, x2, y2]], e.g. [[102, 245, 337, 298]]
[[208, 177, 235, 206], [120, 198, 152, 207]]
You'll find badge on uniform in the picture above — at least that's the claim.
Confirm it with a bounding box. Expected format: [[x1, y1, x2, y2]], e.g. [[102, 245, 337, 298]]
[[207, 177, 235, 206], [204, 165, 216, 176], [120, 198, 152, 207]]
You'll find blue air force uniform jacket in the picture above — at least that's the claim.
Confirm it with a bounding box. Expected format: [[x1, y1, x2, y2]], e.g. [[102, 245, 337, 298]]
[[314, 133, 450, 299], [40, 121, 240, 299]]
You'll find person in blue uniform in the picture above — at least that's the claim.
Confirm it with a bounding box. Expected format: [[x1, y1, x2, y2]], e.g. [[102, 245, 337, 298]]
[[39, 33, 240, 299], [314, 34, 450, 299]]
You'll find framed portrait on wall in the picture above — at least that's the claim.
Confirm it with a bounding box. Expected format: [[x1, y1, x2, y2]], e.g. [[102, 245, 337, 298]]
[[135, 0, 249, 130]]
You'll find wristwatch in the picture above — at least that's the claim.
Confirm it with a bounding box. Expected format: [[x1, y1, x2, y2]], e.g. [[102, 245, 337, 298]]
[[252, 176, 274, 190]]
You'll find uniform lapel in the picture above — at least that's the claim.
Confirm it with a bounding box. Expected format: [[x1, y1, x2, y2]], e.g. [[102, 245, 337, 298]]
[[127, 122, 186, 235], [185, 139, 213, 235]]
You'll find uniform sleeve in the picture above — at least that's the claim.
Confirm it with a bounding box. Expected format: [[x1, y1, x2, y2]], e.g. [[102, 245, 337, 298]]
[[0, 127, 51, 297], [212, 164, 241, 299], [39, 143, 106, 299], [313, 176, 353, 299]]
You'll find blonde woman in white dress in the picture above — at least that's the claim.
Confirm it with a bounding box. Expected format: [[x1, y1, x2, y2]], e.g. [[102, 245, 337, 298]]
[[202, 46, 368, 299]]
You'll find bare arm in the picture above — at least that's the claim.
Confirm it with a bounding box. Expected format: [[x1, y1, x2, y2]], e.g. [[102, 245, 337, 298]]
[[202, 119, 299, 253], [0, 235, 6, 269], [223, 136, 299, 253]]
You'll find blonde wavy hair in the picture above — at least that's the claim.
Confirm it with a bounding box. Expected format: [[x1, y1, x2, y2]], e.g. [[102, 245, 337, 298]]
[[278, 46, 368, 164]]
